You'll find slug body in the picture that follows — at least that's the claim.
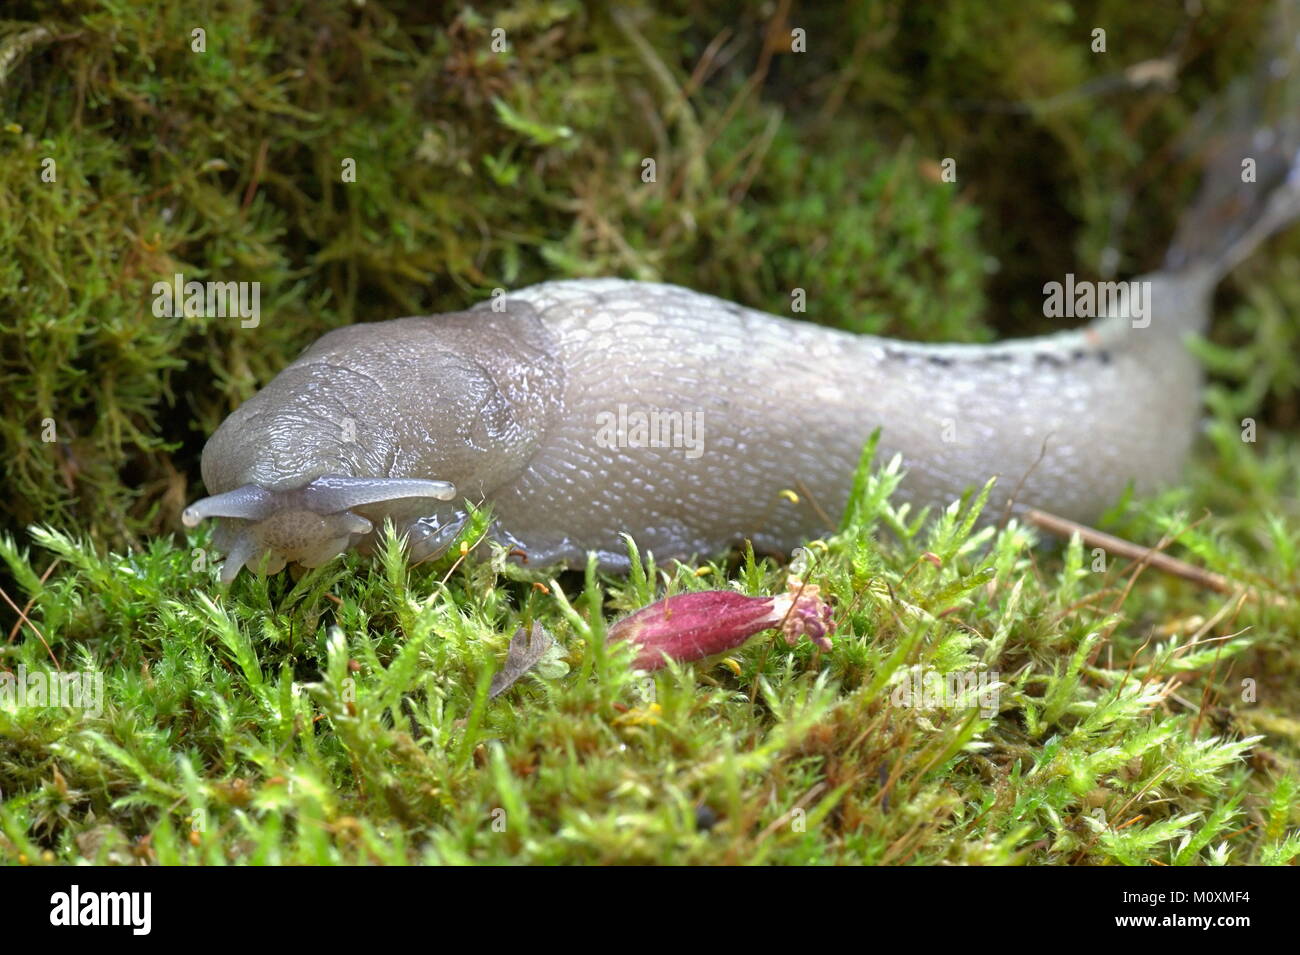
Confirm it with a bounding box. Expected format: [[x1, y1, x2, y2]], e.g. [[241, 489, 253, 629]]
[[483, 273, 1210, 567], [186, 126, 1300, 581], [188, 270, 1216, 580]]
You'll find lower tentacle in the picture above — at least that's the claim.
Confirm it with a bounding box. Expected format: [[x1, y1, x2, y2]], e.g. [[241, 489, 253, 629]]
[[219, 532, 259, 584], [405, 510, 470, 563]]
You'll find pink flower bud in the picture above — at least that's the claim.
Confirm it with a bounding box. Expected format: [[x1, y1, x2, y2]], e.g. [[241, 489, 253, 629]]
[[608, 579, 834, 671]]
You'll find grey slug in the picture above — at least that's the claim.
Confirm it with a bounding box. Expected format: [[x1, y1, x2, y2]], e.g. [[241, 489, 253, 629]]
[[184, 145, 1300, 584]]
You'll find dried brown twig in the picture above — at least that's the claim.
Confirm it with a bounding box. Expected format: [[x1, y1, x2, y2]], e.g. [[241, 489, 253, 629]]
[[1025, 508, 1288, 608]]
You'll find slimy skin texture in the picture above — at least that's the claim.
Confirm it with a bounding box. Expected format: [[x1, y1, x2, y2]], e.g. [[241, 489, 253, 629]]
[[485, 273, 1211, 567], [181, 22, 1300, 583], [186, 269, 1218, 580]]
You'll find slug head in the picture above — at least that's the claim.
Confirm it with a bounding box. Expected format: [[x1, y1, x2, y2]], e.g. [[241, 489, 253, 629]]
[[183, 475, 457, 583], [186, 302, 562, 582]]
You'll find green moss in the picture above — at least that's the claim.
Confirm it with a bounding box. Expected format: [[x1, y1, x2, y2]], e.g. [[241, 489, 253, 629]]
[[3, 438, 1298, 864]]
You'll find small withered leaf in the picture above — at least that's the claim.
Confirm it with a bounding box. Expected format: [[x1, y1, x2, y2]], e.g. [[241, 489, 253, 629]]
[[489, 621, 555, 699]]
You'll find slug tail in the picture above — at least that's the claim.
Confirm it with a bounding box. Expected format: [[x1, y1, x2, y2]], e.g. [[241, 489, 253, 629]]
[[1164, 0, 1300, 284]]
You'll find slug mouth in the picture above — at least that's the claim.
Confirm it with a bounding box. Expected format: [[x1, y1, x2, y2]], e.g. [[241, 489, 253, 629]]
[[182, 474, 457, 583]]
